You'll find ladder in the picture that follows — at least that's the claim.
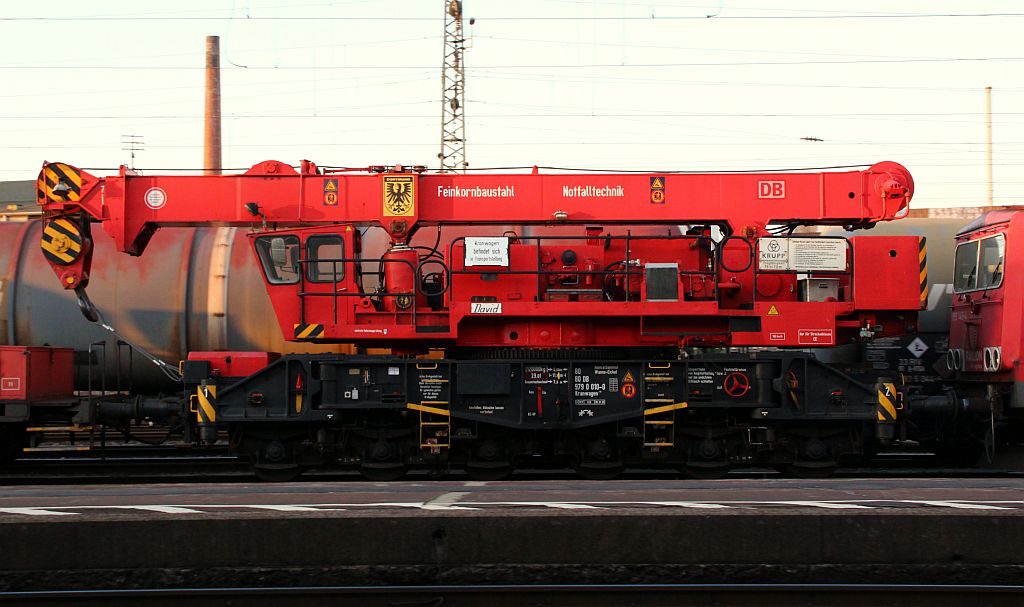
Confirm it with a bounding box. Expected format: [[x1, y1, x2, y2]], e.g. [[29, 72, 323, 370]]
[[642, 363, 687, 447], [410, 402, 450, 452]]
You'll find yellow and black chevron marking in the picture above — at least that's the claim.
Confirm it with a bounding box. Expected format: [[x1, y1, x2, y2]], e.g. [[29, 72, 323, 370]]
[[294, 323, 325, 339], [196, 385, 217, 424], [918, 236, 928, 307], [40, 218, 83, 265], [876, 382, 898, 422], [37, 163, 82, 204]]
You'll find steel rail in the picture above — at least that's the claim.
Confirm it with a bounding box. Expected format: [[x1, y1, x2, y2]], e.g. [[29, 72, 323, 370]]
[[3, 583, 1024, 606]]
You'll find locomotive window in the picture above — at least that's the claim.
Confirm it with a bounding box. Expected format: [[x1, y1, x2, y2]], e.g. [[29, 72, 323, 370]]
[[978, 234, 1005, 289], [254, 235, 300, 285], [306, 235, 346, 283], [953, 234, 1005, 292]]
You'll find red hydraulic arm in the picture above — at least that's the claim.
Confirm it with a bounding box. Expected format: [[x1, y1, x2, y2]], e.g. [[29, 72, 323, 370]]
[[37, 160, 917, 350]]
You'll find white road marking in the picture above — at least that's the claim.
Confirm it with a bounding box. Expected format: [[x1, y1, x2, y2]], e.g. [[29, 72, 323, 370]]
[[464, 481, 488, 487], [0, 500, 1019, 516], [771, 501, 873, 509], [114, 506, 204, 514], [488, 502, 604, 509], [905, 500, 1014, 510], [0, 507, 74, 516], [640, 501, 732, 509], [245, 505, 335, 512], [420, 492, 479, 510]]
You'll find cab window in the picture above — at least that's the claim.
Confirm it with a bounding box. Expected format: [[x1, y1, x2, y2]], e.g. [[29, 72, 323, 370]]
[[954, 234, 1005, 292], [978, 235, 1005, 289], [306, 235, 345, 283], [254, 235, 301, 285]]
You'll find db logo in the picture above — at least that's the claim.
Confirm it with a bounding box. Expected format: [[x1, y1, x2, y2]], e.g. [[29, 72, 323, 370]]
[[758, 180, 785, 199]]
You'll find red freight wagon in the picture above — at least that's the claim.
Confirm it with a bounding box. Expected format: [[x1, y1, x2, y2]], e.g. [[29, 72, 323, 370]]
[[0, 346, 74, 403]]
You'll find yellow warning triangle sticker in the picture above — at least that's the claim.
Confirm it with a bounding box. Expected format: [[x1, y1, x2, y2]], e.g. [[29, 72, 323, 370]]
[[651, 177, 664, 189], [324, 181, 338, 191], [767, 304, 780, 316], [623, 370, 635, 383]]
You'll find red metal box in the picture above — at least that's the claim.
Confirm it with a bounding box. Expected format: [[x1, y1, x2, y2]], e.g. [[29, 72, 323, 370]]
[[0, 346, 74, 401], [188, 351, 280, 378]]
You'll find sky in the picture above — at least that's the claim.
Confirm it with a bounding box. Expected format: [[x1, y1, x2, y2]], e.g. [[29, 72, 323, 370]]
[[2, 1, 1023, 209]]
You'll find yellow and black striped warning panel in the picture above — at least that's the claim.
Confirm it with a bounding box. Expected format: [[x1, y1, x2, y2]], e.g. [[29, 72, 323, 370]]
[[294, 323, 325, 339], [37, 163, 83, 204], [195, 385, 217, 424], [39, 218, 84, 265], [876, 383, 898, 422], [918, 236, 928, 307]]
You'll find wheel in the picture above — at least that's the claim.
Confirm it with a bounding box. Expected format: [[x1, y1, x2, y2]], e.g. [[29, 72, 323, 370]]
[[253, 464, 305, 482], [683, 438, 729, 479], [784, 437, 837, 478], [359, 463, 407, 481], [465, 463, 514, 481]]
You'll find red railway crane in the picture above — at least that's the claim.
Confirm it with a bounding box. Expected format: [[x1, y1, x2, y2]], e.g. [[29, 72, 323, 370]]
[[34, 159, 920, 479]]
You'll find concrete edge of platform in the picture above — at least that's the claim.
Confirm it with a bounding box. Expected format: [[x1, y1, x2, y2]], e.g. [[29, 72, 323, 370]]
[[1, 512, 1021, 589]]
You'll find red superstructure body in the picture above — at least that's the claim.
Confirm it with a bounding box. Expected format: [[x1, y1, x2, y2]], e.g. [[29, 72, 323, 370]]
[[38, 160, 918, 352]]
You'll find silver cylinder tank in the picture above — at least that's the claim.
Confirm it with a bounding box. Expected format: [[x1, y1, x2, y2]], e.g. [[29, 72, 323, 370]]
[[0, 221, 355, 391]]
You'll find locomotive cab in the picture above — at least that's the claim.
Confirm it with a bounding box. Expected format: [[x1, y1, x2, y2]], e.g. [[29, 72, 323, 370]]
[[948, 211, 1020, 385]]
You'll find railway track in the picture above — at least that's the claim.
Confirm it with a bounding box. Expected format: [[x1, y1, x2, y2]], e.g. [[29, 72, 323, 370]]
[[4, 583, 1024, 606]]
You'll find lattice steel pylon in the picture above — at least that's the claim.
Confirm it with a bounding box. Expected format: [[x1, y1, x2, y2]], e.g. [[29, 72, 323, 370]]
[[439, 0, 468, 173]]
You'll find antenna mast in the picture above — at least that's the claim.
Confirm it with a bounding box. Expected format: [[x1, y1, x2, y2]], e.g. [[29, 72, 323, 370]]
[[439, 0, 468, 173]]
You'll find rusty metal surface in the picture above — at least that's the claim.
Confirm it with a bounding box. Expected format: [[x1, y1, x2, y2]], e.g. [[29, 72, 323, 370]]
[[0, 221, 356, 390]]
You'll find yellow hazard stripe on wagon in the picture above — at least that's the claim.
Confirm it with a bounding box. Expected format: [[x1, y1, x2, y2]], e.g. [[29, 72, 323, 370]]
[[919, 237, 928, 307], [644, 402, 688, 416], [877, 383, 898, 422], [408, 403, 451, 417], [38, 162, 83, 203], [293, 323, 325, 339], [197, 385, 217, 423]]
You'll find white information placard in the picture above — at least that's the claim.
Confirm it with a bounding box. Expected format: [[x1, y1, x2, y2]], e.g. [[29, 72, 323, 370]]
[[789, 239, 847, 271], [758, 238, 848, 272], [465, 237, 510, 267]]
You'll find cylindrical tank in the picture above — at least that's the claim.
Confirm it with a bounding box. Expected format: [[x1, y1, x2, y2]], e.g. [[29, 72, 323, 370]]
[[381, 245, 419, 311], [0, 221, 359, 391]]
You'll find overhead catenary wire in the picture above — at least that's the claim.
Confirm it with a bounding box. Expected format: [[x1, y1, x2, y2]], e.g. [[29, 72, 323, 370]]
[[5, 11, 1024, 20], [4, 57, 1024, 69]]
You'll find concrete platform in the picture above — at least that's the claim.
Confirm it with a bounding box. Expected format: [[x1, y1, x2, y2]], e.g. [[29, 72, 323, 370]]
[[0, 478, 1021, 590]]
